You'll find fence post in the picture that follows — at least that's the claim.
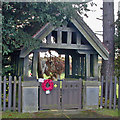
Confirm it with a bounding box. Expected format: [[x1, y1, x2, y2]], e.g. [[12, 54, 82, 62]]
[[109, 76, 113, 109], [118, 77, 120, 110], [0, 76, 1, 111], [100, 76, 104, 108], [13, 76, 16, 111], [105, 76, 108, 108], [18, 76, 21, 112], [113, 76, 117, 109], [3, 76, 6, 111], [8, 76, 12, 111]]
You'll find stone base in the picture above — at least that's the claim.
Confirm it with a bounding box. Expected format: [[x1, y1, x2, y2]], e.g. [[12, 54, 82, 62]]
[[83, 81, 100, 110], [22, 81, 39, 113]]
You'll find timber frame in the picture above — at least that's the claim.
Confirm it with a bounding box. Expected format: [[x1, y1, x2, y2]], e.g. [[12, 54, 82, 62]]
[[19, 13, 109, 80]]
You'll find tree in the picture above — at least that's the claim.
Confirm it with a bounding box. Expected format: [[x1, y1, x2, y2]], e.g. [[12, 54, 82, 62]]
[[0, 2, 2, 76], [115, 8, 120, 78], [2, 2, 89, 75], [44, 51, 65, 80], [101, 1, 115, 80]]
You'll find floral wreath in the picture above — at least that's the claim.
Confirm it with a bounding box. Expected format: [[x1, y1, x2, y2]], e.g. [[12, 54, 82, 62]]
[[41, 79, 54, 91]]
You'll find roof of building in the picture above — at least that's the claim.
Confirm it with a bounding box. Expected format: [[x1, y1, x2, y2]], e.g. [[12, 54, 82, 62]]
[[20, 13, 109, 60]]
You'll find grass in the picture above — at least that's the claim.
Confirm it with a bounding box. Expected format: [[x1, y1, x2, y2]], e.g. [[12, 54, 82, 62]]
[[2, 109, 119, 118], [95, 109, 119, 117]]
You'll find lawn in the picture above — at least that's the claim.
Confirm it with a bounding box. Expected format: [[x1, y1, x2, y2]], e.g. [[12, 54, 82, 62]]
[[2, 109, 119, 119]]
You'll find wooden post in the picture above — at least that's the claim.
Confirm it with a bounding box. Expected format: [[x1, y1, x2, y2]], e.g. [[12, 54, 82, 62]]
[[72, 55, 76, 76], [19, 58, 24, 76], [23, 55, 29, 76], [105, 76, 108, 108], [86, 53, 90, 77], [18, 58, 23, 76], [32, 52, 38, 77], [8, 76, 12, 111], [3, 76, 6, 111], [113, 76, 117, 109], [81, 56, 84, 77], [65, 54, 69, 78], [18, 76, 21, 112], [77, 32, 81, 45], [57, 30, 62, 44], [109, 76, 113, 109], [13, 76, 16, 111], [0, 76, 1, 111], [100, 76, 104, 108], [47, 33, 52, 44], [77, 56, 81, 76], [67, 31, 72, 44], [93, 54, 98, 77]]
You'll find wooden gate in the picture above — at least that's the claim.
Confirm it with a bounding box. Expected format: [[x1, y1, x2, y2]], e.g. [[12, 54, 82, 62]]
[[39, 81, 61, 110], [39, 80, 82, 110], [62, 80, 82, 109]]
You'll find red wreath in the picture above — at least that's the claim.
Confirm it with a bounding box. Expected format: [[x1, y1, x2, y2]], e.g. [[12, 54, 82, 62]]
[[41, 79, 54, 91]]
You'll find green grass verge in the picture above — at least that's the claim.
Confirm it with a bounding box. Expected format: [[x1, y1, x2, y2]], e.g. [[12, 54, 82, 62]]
[[2, 109, 119, 118], [95, 109, 119, 117]]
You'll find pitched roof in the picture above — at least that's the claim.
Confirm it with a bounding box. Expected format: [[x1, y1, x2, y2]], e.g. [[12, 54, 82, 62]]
[[20, 13, 109, 60], [71, 13, 109, 60]]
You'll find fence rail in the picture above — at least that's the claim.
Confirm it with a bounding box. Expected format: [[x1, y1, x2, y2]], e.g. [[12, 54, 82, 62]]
[[0, 76, 22, 112], [100, 76, 120, 110]]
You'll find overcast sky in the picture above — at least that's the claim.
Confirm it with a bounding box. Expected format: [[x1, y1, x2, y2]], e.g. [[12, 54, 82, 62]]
[[82, 0, 119, 41]]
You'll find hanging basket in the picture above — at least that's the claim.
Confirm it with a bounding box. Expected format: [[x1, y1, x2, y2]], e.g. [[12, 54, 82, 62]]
[[41, 79, 54, 92]]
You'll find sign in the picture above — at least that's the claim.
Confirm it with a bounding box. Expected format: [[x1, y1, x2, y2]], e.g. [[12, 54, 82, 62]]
[[38, 78, 45, 83]]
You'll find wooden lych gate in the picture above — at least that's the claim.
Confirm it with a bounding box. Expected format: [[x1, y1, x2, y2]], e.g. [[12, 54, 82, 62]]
[[9, 13, 110, 112], [39, 80, 82, 110], [18, 13, 109, 80]]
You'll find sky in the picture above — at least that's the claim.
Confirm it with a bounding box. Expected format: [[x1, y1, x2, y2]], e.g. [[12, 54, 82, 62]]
[[82, 0, 120, 41]]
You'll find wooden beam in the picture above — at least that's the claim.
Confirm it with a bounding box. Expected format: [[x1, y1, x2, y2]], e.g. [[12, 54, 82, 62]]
[[46, 33, 52, 44], [77, 32, 81, 45], [18, 58, 24, 76], [81, 56, 84, 77], [33, 49, 49, 53], [67, 31, 72, 44], [40, 43, 93, 50], [32, 52, 38, 77], [57, 30, 62, 44], [86, 53, 90, 77], [23, 55, 29, 76], [77, 56, 81, 76], [93, 54, 98, 77], [55, 27, 76, 32], [65, 54, 69, 78], [72, 55, 78, 76], [77, 50, 97, 55]]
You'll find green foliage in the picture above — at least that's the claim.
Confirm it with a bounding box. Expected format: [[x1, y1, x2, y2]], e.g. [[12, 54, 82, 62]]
[[115, 12, 120, 78], [2, 2, 89, 75]]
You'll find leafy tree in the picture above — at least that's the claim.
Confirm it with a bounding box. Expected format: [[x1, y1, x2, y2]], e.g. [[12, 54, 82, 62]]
[[2, 2, 89, 75], [115, 11, 120, 78], [44, 51, 65, 80]]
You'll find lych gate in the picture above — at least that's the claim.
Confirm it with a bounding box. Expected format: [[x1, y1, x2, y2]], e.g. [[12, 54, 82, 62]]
[[19, 13, 109, 112], [19, 14, 109, 80]]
